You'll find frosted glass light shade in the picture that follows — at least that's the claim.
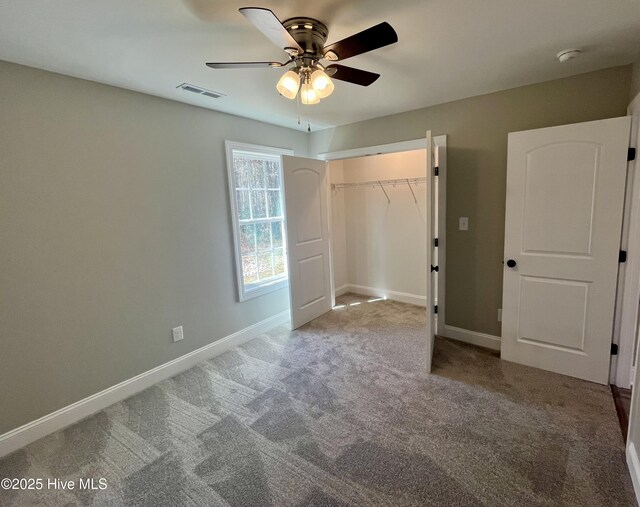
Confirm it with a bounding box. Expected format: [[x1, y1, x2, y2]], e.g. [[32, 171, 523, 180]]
[[300, 82, 320, 104], [276, 70, 300, 100], [310, 69, 334, 98]]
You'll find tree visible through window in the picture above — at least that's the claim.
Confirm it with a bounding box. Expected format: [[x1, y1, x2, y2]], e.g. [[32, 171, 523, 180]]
[[226, 142, 290, 301]]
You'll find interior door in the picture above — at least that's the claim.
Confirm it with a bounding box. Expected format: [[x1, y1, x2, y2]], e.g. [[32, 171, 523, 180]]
[[501, 117, 631, 384], [282, 155, 333, 329], [425, 130, 435, 372]]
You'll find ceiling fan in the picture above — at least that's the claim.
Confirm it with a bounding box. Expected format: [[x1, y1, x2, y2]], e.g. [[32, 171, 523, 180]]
[[206, 7, 398, 105]]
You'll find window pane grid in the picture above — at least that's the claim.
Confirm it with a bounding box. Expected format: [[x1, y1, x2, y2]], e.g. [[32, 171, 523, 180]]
[[247, 180, 254, 221], [238, 217, 282, 224], [231, 148, 287, 290]]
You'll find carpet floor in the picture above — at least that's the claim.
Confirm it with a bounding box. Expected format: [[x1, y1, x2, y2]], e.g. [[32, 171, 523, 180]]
[[0, 294, 635, 506]]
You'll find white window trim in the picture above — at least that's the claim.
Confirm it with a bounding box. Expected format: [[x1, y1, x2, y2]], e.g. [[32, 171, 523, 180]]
[[225, 140, 294, 302]]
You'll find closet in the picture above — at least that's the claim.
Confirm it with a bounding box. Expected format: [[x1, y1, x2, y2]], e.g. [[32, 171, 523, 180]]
[[328, 149, 429, 307]]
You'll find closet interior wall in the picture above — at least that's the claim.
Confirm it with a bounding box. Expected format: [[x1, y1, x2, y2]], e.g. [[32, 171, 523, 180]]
[[329, 150, 428, 305]]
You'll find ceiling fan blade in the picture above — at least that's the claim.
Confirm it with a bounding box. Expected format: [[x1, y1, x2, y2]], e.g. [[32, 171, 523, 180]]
[[323, 22, 398, 61], [239, 7, 303, 55], [206, 61, 285, 69], [325, 64, 380, 86]]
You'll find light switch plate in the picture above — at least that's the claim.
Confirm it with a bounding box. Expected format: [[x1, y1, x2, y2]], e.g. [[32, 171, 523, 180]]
[[459, 217, 469, 231]]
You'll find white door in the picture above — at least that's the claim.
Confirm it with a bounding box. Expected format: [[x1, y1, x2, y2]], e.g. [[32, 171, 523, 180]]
[[283, 156, 333, 329], [425, 130, 436, 373], [501, 117, 631, 384]]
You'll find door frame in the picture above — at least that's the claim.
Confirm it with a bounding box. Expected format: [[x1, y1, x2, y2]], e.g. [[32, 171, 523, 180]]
[[319, 136, 447, 335], [613, 102, 640, 388]]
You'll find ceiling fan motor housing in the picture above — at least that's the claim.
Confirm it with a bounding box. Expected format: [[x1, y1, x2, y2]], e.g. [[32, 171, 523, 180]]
[[283, 17, 329, 63]]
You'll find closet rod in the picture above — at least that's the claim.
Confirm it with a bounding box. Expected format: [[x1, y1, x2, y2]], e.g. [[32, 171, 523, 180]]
[[331, 176, 427, 189]]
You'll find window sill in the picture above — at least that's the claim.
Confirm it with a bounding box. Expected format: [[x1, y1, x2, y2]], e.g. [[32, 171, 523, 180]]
[[239, 278, 289, 302]]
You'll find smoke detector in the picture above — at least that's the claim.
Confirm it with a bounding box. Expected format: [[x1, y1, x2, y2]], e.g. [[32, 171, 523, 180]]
[[556, 48, 582, 63]]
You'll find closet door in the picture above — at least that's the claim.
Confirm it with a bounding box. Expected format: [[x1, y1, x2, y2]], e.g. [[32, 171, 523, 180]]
[[282, 156, 333, 329], [425, 131, 436, 373]]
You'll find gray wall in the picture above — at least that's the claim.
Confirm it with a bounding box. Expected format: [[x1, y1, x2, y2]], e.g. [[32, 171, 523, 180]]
[[310, 65, 632, 337], [631, 53, 640, 101], [0, 60, 308, 434]]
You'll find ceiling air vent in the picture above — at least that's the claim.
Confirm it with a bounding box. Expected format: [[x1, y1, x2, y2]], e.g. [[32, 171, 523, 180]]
[[177, 83, 226, 99], [201, 91, 223, 99]]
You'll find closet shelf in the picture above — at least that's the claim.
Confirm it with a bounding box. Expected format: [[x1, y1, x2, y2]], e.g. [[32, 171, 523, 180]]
[[331, 177, 426, 204], [331, 176, 427, 190]]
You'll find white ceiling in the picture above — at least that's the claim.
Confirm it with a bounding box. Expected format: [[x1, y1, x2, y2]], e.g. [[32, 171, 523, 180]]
[[1, 0, 639, 131]]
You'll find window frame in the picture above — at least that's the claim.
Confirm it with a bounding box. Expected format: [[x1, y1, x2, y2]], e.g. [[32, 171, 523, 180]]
[[225, 140, 293, 302]]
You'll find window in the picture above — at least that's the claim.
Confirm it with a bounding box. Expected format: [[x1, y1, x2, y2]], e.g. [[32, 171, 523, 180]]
[[226, 141, 292, 301]]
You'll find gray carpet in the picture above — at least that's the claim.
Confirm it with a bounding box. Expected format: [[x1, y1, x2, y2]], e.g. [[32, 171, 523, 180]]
[[0, 294, 635, 506]]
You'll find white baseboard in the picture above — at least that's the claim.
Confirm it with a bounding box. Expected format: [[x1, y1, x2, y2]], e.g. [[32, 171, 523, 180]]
[[334, 284, 350, 297], [627, 442, 640, 505], [441, 324, 501, 351], [0, 310, 291, 459], [343, 284, 426, 307]]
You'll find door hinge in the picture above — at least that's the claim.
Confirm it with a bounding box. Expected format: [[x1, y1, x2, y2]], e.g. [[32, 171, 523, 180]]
[[434, 238, 438, 247], [629, 148, 636, 162], [619, 250, 627, 263], [611, 343, 619, 355], [434, 305, 438, 314], [434, 166, 439, 176], [431, 265, 439, 272]]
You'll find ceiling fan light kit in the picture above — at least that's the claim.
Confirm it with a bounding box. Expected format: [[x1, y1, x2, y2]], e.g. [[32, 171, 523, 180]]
[[206, 7, 398, 105], [276, 70, 300, 99], [310, 68, 334, 98], [276, 66, 334, 102], [300, 80, 320, 105]]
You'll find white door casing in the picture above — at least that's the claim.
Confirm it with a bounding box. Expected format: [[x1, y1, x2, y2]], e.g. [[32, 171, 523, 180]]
[[283, 156, 333, 329], [320, 136, 447, 334], [501, 117, 631, 384], [425, 130, 435, 373], [615, 101, 640, 388]]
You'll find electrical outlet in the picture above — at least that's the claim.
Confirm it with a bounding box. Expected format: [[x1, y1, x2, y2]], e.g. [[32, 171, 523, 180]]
[[459, 217, 469, 231], [172, 326, 184, 342], [498, 309, 502, 322]]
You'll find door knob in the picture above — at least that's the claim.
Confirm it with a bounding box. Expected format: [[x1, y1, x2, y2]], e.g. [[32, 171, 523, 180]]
[[506, 259, 517, 268]]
